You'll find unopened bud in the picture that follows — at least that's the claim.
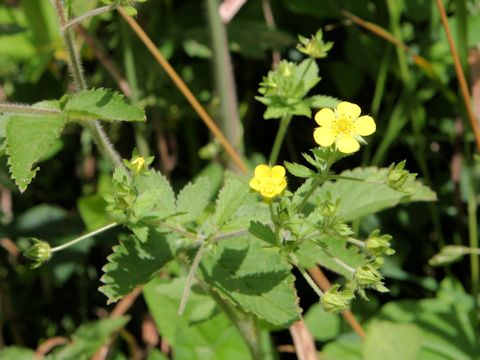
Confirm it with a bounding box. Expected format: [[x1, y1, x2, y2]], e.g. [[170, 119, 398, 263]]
[[387, 161, 416, 191], [366, 230, 395, 257], [297, 30, 333, 59], [321, 285, 354, 313], [23, 239, 51, 269], [355, 264, 383, 287]]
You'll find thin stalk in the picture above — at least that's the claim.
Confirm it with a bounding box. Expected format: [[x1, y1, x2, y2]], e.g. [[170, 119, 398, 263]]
[[297, 177, 323, 213], [156, 221, 199, 240], [51, 223, 118, 253], [118, 7, 247, 174], [467, 190, 479, 303], [455, 0, 468, 73], [292, 258, 324, 298], [0, 103, 61, 115], [346, 237, 366, 248], [62, 5, 118, 31], [205, 0, 243, 159], [178, 242, 207, 315], [51, 0, 124, 169], [269, 115, 292, 164], [435, 0, 480, 150]]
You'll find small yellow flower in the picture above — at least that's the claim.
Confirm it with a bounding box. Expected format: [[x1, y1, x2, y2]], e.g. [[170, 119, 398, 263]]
[[313, 101, 376, 153], [249, 164, 287, 199], [131, 156, 146, 174]]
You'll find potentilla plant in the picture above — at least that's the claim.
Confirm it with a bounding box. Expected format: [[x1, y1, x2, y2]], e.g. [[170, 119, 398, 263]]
[[0, 1, 436, 358]]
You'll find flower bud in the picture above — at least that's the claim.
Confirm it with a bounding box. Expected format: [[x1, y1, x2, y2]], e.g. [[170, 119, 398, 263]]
[[355, 264, 383, 288], [23, 239, 51, 268], [297, 30, 333, 59], [387, 161, 416, 191], [321, 285, 354, 313], [366, 230, 395, 257]]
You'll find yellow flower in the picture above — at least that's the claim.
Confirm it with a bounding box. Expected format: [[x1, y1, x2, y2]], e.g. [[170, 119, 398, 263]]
[[131, 156, 146, 174], [313, 101, 376, 153], [249, 164, 287, 199]]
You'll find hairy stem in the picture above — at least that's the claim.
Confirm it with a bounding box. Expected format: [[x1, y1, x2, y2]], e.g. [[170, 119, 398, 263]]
[[51, 223, 118, 253], [51, 0, 124, 169], [0, 103, 61, 115], [63, 5, 118, 31]]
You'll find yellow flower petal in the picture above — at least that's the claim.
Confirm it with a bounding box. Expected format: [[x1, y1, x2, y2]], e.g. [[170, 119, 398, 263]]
[[337, 102, 361, 119], [313, 127, 335, 147], [336, 135, 360, 153], [271, 165, 286, 179], [354, 116, 376, 136], [254, 164, 271, 178], [249, 178, 262, 191], [314, 108, 335, 127]]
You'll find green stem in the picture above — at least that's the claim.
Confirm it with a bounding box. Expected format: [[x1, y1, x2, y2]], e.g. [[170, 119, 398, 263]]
[[297, 177, 323, 213], [346, 237, 366, 248], [51, 223, 118, 253], [291, 256, 324, 298], [62, 5, 118, 31], [467, 190, 479, 303], [0, 103, 61, 115], [269, 115, 292, 164], [205, 0, 243, 160], [157, 221, 199, 240], [52, 0, 124, 169], [178, 241, 207, 315]]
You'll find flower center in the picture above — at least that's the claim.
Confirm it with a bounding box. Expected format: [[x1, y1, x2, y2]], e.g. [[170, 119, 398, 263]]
[[332, 117, 354, 136]]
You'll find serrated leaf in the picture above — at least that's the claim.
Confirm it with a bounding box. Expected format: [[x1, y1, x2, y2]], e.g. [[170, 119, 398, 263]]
[[176, 177, 211, 223], [46, 317, 129, 360], [99, 228, 174, 303], [133, 171, 176, 221], [200, 235, 300, 326], [248, 221, 276, 246], [295, 59, 320, 96], [314, 167, 436, 221], [263, 105, 289, 119], [6, 113, 65, 192], [307, 95, 341, 109], [213, 175, 250, 228], [64, 88, 145, 122], [284, 161, 313, 178]]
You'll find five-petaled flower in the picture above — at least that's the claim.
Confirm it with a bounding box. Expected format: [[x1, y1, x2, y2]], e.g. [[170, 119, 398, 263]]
[[313, 101, 376, 153], [249, 164, 287, 199]]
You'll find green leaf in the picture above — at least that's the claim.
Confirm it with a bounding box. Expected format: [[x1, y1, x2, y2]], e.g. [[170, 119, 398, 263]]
[[284, 161, 314, 178], [213, 175, 251, 228], [133, 171, 176, 221], [304, 303, 342, 341], [46, 317, 129, 360], [99, 228, 174, 303], [200, 235, 300, 326], [363, 321, 422, 360], [295, 59, 320, 97], [248, 221, 276, 246], [176, 177, 211, 223], [0, 347, 35, 360], [144, 277, 251, 360], [307, 95, 341, 109], [63, 88, 145, 122], [77, 194, 109, 231], [315, 167, 436, 221], [296, 237, 365, 278], [6, 113, 65, 192]]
